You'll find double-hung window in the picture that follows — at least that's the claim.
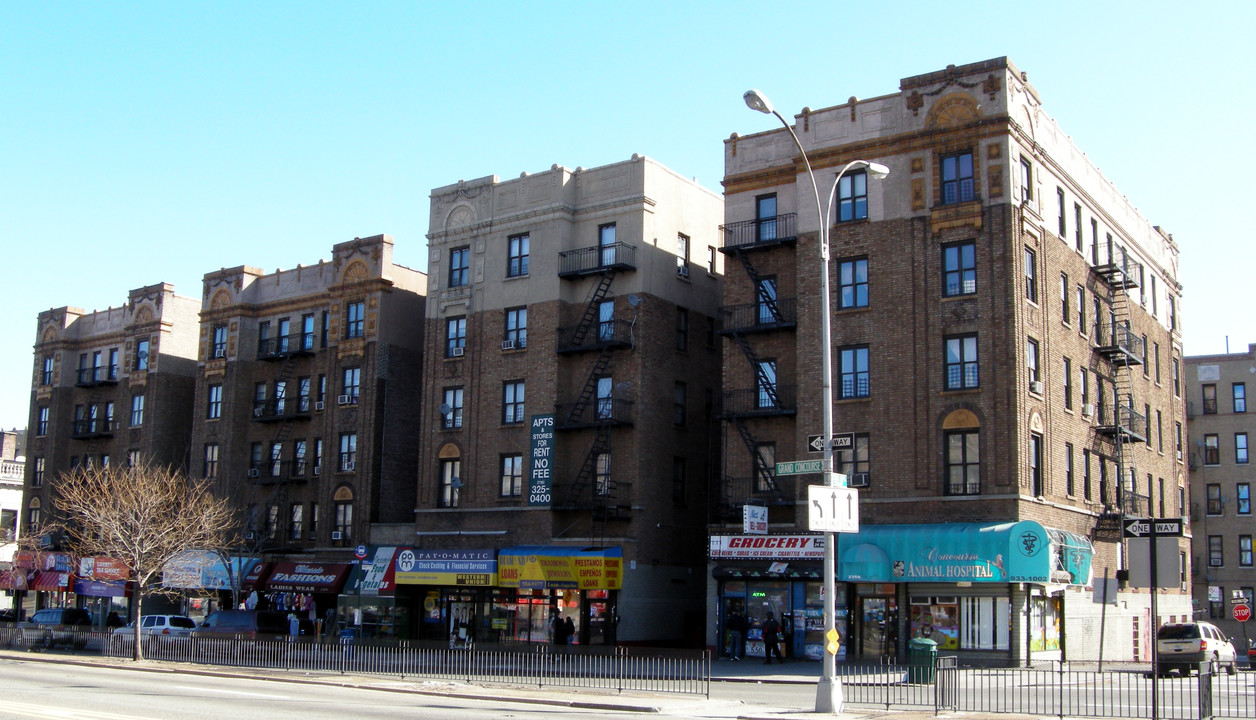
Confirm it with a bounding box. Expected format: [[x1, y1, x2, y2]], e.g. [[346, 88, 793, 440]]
[[130, 394, 144, 427], [838, 258, 868, 309], [339, 433, 357, 472], [839, 346, 870, 399], [756, 360, 778, 409], [1205, 435, 1220, 465], [1024, 247, 1038, 303], [448, 246, 470, 287], [507, 233, 529, 277], [342, 367, 360, 402], [1236, 383, 1248, 413], [207, 384, 222, 419], [1238, 484, 1251, 515], [503, 381, 525, 425], [345, 301, 365, 339], [942, 241, 976, 296], [1019, 158, 1033, 202], [505, 307, 527, 349], [941, 152, 975, 205], [446, 316, 467, 357], [500, 455, 523, 497], [945, 430, 980, 495], [1026, 338, 1040, 387], [1237, 433, 1249, 464], [836, 170, 868, 221], [443, 387, 464, 429], [945, 335, 978, 390], [36, 407, 49, 436], [41, 356, 54, 385]]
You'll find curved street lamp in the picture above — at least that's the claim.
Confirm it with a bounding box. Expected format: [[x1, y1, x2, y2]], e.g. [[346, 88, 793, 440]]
[[744, 89, 889, 715]]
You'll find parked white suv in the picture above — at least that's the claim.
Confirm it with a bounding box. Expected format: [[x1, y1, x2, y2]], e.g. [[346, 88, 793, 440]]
[[113, 615, 196, 637], [1156, 621, 1238, 676]]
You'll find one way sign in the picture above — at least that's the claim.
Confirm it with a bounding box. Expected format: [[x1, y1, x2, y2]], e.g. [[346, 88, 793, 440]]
[[1123, 517, 1183, 538], [808, 433, 855, 453], [807, 485, 860, 533]]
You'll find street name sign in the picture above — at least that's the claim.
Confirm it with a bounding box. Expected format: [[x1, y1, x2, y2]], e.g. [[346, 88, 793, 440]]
[[776, 460, 824, 476], [808, 433, 855, 453], [807, 484, 859, 533]]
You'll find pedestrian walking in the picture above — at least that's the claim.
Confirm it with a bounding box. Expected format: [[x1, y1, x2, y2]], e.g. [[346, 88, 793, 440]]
[[761, 611, 784, 665], [727, 610, 747, 660]]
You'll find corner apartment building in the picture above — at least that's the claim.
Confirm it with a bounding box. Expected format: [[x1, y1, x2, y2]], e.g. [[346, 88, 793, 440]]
[[1, 431, 24, 614], [20, 284, 200, 605], [408, 156, 724, 647], [190, 235, 426, 567], [712, 58, 1187, 665], [1185, 344, 1256, 644]]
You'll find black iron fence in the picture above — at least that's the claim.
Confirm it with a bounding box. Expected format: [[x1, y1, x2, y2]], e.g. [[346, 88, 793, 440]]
[[0, 625, 709, 698]]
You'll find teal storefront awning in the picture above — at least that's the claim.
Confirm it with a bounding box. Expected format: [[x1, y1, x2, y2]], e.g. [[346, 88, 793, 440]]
[[837, 522, 1093, 585]]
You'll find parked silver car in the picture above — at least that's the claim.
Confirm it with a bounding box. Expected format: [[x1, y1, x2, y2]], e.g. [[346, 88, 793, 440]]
[[112, 615, 197, 637]]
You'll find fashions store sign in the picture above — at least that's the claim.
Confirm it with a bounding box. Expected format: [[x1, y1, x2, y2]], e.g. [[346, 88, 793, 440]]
[[709, 534, 826, 560]]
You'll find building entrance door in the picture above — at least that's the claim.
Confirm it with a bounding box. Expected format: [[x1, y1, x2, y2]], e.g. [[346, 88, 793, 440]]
[[857, 596, 898, 658]]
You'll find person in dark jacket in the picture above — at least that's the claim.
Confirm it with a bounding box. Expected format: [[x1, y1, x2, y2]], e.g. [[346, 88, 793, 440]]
[[727, 610, 748, 660], [761, 611, 784, 664]]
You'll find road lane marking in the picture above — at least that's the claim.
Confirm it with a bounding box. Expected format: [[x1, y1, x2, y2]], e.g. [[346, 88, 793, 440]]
[[0, 700, 157, 719], [171, 685, 291, 700]]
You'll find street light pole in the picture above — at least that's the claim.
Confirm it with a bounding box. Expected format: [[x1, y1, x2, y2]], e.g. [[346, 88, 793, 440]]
[[744, 90, 888, 715]]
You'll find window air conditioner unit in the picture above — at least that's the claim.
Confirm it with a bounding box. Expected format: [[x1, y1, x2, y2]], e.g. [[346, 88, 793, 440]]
[[313, 465, 321, 475], [337, 394, 353, 405], [1176, 450, 1183, 461], [849, 472, 870, 488], [343, 461, 355, 472], [501, 340, 515, 350], [213, 348, 226, 359], [314, 400, 325, 411], [331, 531, 343, 541], [677, 264, 689, 278], [451, 347, 465, 357], [253, 407, 264, 417], [247, 468, 260, 478], [1082, 403, 1095, 418], [1029, 380, 1044, 395], [245, 531, 256, 541]]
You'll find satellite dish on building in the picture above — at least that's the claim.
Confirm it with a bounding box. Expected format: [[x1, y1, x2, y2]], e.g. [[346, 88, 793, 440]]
[[627, 294, 642, 307], [451, 477, 463, 489], [438, 403, 451, 417]]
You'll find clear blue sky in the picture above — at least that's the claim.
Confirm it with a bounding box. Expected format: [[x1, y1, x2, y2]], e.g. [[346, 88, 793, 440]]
[[3, 2, 1253, 431]]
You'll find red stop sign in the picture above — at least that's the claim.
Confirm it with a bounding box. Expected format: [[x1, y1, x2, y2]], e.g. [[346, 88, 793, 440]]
[[1234, 604, 1252, 623]]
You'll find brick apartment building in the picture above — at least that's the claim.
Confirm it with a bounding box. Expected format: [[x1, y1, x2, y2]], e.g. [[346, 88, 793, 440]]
[[404, 156, 724, 646], [19, 283, 201, 616], [711, 58, 1188, 665], [1185, 344, 1256, 647], [190, 234, 426, 575]]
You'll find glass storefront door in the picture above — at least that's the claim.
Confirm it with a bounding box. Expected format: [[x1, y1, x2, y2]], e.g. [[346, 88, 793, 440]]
[[857, 596, 898, 657]]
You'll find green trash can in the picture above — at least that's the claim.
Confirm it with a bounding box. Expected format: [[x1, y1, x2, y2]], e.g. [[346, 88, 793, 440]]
[[907, 637, 938, 683]]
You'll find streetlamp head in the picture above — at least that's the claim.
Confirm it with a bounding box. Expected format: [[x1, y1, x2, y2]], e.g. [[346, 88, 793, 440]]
[[743, 89, 774, 115], [864, 161, 890, 179]]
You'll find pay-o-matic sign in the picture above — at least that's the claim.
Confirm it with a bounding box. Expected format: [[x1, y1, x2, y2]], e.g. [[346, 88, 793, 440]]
[[528, 414, 555, 506]]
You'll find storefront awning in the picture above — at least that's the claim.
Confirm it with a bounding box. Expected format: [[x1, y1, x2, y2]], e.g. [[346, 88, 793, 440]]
[[265, 562, 350, 594], [497, 546, 622, 590], [0, 568, 27, 590], [837, 522, 1093, 585], [29, 571, 70, 592]]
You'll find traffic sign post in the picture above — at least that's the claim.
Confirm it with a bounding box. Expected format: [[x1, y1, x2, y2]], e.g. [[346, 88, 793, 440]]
[[807, 484, 859, 534], [1234, 604, 1252, 623], [1125, 517, 1183, 720]]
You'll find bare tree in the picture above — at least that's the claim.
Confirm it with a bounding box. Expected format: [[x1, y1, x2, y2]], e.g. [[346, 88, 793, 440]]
[[46, 460, 235, 660]]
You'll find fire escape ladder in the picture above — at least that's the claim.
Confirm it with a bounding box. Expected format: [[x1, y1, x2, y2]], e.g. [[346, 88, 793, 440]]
[[733, 249, 782, 322], [730, 416, 781, 500], [729, 331, 778, 409], [270, 354, 300, 447], [566, 347, 614, 425], [1096, 249, 1144, 516], [567, 269, 618, 347], [561, 424, 613, 509]]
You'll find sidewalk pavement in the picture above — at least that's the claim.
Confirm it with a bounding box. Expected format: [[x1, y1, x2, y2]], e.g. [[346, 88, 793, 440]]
[[0, 648, 1048, 720]]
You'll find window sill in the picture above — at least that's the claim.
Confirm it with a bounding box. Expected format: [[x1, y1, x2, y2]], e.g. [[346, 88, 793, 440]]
[[941, 387, 981, 395], [836, 396, 872, 404]]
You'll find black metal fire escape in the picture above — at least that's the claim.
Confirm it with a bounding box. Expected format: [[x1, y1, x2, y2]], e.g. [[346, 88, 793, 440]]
[[716, 213, 798, 520], [250, 331, 316, 550], [555, 242, 636, 531], [1092, 242, 1148, 518]]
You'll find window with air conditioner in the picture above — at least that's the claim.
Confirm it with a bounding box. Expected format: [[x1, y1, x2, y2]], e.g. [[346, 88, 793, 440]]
[[849, 472, 870, 488], [331, 531, 343, 541], [451, 347, 465, 357], [501, 339, 515, 350]]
